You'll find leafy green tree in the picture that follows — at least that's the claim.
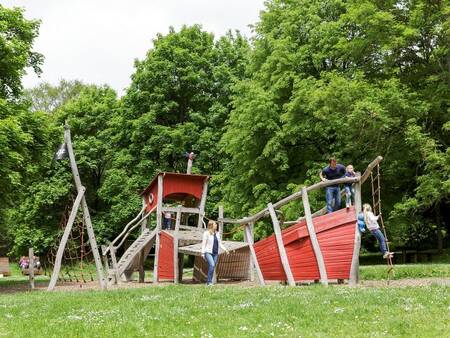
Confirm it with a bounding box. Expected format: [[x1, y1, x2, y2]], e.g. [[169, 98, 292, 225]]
[[0, 5, 43, 100], [23, 79, 86, 113], [0, 5, 46, 254], [221, 0, 449, 248], [100, 25, 250, 234], [6, 85, 121, 255]]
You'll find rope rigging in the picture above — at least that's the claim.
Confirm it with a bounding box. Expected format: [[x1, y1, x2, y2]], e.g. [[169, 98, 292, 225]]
[[370, 163, 394, 282]]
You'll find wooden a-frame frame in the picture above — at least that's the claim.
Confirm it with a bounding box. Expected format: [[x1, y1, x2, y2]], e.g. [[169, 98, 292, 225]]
[[47, 124, 106, 291]]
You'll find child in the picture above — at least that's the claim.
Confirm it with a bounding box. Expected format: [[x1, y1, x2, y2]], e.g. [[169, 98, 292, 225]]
[[363, 203, 393, 259], [344, 165, 355, 209]]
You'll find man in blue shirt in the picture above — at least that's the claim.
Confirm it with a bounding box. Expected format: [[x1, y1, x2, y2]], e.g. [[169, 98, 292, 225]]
[[319, 157, 346, 213]]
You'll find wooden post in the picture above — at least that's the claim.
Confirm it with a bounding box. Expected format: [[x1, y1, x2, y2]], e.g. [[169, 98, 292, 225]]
[[173, 206, 182, 284], [243, 222, 255, 282], [153, 174, 163, 283], [64, 125, 106, 290], [302, 187, 328, 286], [109, 243, 120, 285], [178, 253, 184, 283], [218, 206, 224, 237], [197, 179, 209, 228], [47, 186, 85, 291], [244, 225, 265, 286], [29, 248, 35, 290], [268, 203, 295, 286], [138, 200, 148, 283], [349, 173, 362, 286], [187, 158, 193, 174], [101, 245, 109, 274]]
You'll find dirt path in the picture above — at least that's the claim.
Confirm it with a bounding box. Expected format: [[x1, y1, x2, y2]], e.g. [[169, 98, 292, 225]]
[[1, 277, 449, 294], [360, 277, 450, 288]]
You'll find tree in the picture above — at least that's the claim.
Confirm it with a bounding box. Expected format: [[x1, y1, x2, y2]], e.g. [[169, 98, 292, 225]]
[[0, 5, 46, 253], [0, 5, 43, 100], [99, 25, 250, 235], [23, 79, 86, 113], [221, 0, 449, 247]]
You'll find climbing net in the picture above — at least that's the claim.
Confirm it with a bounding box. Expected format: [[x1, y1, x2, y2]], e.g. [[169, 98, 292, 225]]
[[43, 197, 97, 286]]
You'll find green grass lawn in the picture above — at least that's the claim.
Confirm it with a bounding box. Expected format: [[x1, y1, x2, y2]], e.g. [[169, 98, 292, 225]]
[[360, 263, 450, 280], [1, 260, 450, 337], [0, 284, 449, 337]]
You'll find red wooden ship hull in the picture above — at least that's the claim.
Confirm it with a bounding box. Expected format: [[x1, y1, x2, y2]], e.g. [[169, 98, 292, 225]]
[[254, 207, 357, 281]]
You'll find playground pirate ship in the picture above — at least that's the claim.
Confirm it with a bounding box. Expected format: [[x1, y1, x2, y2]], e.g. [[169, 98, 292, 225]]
[[48, 125, 386, 290], [101, 154, 384, 286]]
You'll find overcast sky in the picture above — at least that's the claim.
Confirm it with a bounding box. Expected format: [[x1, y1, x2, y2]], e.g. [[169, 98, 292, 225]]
[[3, 0, 265, 95]]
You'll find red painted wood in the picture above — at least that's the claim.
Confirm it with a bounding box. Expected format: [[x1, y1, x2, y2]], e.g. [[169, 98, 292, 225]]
[[254, 207, 357, 281], [158, 231, 174, 281], [142, 173, 209, 212]]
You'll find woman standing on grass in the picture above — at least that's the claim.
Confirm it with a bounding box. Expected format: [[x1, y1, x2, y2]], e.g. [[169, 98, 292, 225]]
[[201, 220, 228, 286]]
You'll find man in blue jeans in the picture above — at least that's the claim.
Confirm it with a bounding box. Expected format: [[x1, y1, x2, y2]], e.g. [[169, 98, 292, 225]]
[[319, 157, 346, 213]]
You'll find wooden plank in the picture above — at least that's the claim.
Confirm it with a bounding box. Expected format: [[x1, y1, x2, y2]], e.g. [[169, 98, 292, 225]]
[[47, 186, 85, 291], [178, 241, 248, 256], [349, 173, 362, 286], [218, 206, 224, 237], [243, 222, 255, 282], [138, 201, 148, 283], [173, 206, 182, 284], [268, 203, 295, 286], [302, 187, 328, 286], [153, 174, 163, 283], [244, 225, 265, 286], [65, 125, 106, 290], [197, 179, 209, 228], [29, 248, 35, 290], [109, 243, 121, 285], [218, 156, 383, 226], [0, 257, 10, 276], [162, 206, 200, 214]]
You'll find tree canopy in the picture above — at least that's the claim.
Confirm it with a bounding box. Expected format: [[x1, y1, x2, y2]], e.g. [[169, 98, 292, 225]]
[[0, 1, 448, 256]]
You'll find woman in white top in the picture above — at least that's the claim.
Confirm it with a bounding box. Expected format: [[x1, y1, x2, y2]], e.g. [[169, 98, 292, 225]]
[[363, 203, 393, 259], [201, 221, 228, 285]]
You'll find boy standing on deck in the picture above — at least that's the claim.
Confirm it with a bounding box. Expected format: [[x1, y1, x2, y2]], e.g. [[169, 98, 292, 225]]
[[319, 157, 346, 213]]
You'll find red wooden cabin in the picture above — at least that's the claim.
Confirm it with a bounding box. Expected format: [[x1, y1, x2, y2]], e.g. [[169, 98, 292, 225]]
[[141, 172, 209, 213]]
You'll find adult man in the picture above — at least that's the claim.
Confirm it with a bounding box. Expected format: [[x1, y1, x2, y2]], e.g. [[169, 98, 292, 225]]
[[319, 157, 346, 213]]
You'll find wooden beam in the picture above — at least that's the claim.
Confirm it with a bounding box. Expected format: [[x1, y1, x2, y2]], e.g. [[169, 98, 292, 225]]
[[65, 125, 106, 290], [268, 203, 295, 286], [139, 199, 148, 283], [302, 187, 328, 286], [350, 173, 362, 286], [173, 206, 182, 284], [218, 156, 383, 226], [197, 179, 209, 228], [109, 243, 120, 285], [153, 174, 163, 283], [218, 206, 224, 237], [162, 206, 200, 214], [47, 186, 85, 291], [29, 248, 35, 290], [244, 224, 265, 286]]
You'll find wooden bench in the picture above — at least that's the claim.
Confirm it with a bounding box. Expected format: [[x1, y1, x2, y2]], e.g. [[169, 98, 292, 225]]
[[0, 257, 11, 276]]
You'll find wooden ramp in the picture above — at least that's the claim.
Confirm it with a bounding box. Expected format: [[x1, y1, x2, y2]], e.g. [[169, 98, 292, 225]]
[[178, 241, 248, 256]]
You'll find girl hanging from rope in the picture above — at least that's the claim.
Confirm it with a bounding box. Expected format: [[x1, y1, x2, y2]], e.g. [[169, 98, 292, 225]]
[[363, 203, 393, 259]]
